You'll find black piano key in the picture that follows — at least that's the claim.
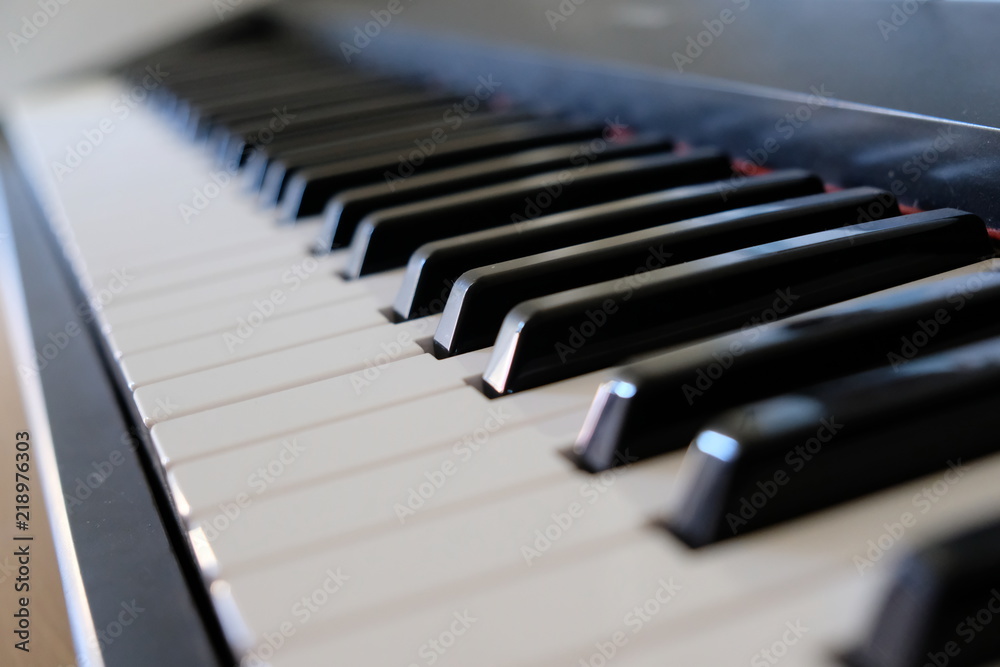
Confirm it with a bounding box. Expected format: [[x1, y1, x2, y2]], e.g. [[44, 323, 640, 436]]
[[259, 111, 537, 206], [211, 80, 416, 129], [279, 119, 617, 219], [431, 186, 896, 356], [149, 53, 328, 111], [182, 75, 394, 139], [345, 149, 733, 278], [159, 55, 338, 98], [667, 336, 1000, 547], [478, 209, 992, 395], [169, 66, 369, 124], [574, 267, 1000, 472], [240, 104, 504, 194], [851, 518, 1000, 667], [215, 92, 460, 169], [322, 133, 677, 252], [404, 172, 837, 324]]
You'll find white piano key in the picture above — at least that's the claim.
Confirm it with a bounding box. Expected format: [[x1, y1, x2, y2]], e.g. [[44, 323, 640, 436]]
[[238, 453, 1000, 667], [103, 269, 391, 356], [200, 412, 591, 571], [566, 568, 877, 667], [169, 375, 602, 515], [97, 255, 347, 329], [150, 352, 492, 465], [122, 295, 389, 392], [84, 222, 322, 288], [99, 241, 333, 303], [133, 317, 438, 422], [217, 452, 675, 635]]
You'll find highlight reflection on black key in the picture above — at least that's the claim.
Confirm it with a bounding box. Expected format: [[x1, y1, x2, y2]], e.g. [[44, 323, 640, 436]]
[[575, 265, 1000, 472], [320, 133, 676, 251], [480, 209, 991, 395], [279, 119, 609, 219], [429, 184, 888, 350], [852, 518, 1000, 667], [668, 335, 1000, 548], [344, 149, 732, 278]]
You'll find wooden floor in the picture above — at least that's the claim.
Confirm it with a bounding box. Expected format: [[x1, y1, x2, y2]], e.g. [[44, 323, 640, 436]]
[[0, 283, 76, 667]]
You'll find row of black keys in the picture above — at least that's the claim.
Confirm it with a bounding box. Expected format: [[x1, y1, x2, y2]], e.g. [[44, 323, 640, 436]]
[[129, 33, 1000, 667]]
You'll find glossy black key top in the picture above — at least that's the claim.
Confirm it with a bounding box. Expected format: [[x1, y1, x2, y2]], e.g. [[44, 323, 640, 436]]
[[574, 265, 1000, 471], [183, 76, 391, 139], [320, 133, 676, 251], [216, 93, 461, 169], [241, 105, 506, 194], [479, 209, 991, 395], [668, 335, 1000, 547], [281, 120, 620, 220], [433, 186, 896, 355], [405, 173, 841, 323], [259, 112, 537, 206], [346, 149, 732, 278], [851, 518, 1000, 667], [279, 119, 615, 219]]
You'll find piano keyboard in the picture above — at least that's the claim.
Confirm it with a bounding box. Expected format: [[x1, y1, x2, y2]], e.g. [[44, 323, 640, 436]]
[[6, 13, 1000, 667]]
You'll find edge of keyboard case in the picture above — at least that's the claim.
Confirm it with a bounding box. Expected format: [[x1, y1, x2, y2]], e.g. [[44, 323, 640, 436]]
[[0, 130, 234, 666], [286, 4, 1000, 230]]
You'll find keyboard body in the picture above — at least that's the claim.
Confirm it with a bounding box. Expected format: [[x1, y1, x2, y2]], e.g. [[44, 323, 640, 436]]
[[3, 1, 1000, 666]]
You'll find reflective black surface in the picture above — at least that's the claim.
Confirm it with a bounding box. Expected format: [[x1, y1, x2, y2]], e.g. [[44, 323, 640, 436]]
[[575, 268, 1000, 472], [343, 149, 732, 278], [668, 335, 1000, 547], [320, 133, 675, 251], [481, 210, 991, 395], [851, 518, 1000, 667], [431, 184, 896, 355]]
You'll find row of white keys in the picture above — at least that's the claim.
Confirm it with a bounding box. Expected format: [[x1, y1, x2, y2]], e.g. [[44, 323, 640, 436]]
[[9, 81, 299, 282], [133, 316, 437, 423], [105, 265, 387, 357], [18, 77, 1000, 667], [149, 351, 494, 465], [168, 377, 597, 515], [118, 287, 397, 390], [251, 452, 1000, 666]]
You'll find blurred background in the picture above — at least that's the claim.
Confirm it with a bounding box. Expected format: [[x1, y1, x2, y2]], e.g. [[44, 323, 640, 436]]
[[0, 0, 272, 106]]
